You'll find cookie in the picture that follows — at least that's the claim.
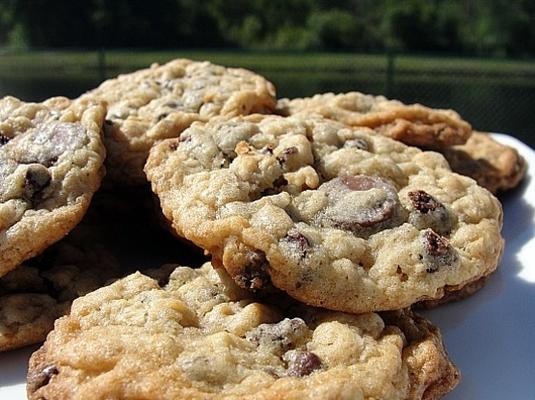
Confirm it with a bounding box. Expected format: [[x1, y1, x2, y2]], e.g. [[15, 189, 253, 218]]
[[0, 183, 204, 352], [0, 96, 106, 277], [27, 263, 459, 400], [145, 115, 503, 314], [440, 132, 527, 194], [0, 222, 121, 352], [277, 92, 471, 148], [416, 276, 488, 309], [82, 59, 276, 186]]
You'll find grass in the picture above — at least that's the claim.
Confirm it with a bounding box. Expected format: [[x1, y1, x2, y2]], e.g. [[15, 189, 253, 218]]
[[0, 49, 533, 144], [1, 49, 535, 81]]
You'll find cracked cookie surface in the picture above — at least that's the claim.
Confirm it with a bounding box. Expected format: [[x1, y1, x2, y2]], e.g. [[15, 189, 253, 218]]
[[82, 59, 276, 185], [277, 92, 471, 148], [0, 96, 106, 277], [27, 263, 459, 400], [146, 115, 503, 313]]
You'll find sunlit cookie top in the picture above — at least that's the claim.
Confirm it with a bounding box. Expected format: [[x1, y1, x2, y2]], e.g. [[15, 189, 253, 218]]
[[0, 96, 106, 277], [83, 58, 277, 185], [277, 91, 472, 148], [28, 263, 459, 400], [146, 114, 503, 313]]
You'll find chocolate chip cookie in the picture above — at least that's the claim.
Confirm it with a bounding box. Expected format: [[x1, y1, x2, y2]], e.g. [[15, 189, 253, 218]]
[[441, 131, 527, 194], [0, 96, 106, 277], [0, 224, 120, 352], [145, 115, 503, 313], [277, 92, 472, 148], [27, 263, 459, 400], [82, 59, 276, 186]]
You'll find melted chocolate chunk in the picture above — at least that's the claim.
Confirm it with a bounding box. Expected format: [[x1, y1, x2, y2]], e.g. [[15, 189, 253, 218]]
[[319, 175, 404, 237], [408, 190, 441, 213], [421, 229, 456, 273], [0, 134, 10, 145], [235, 251, 270, 290], [24, 165, 51, 204], [28, 364, 59, 392], [344, 138, 369, 151], [286, 351, 322, 377]]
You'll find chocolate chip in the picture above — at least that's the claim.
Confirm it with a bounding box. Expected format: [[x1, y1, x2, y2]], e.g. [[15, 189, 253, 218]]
[[396, 265, 408, 282], [24, 165, 51, 204], [344, 138, 369, 151], [28, 364, 58, 391], [421, 229, 456, 273], [0, 134, 10, 145], [424, 229, 449, 256], [286, 351, 322, 377], [282, 230, 310, 258], [319, 175, 404, 237], [235, 251, 270, 290], [247, 318, 308, 355], [408, 190, 451, 235], [408, 190, 441, 214]]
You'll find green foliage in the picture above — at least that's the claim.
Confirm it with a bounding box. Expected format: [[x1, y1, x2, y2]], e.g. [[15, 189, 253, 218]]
[[307, 10, 360, 50], [0, 0, 534, 56]]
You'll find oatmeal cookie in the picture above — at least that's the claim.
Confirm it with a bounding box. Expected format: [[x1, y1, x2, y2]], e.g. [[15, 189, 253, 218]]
[[145, 115, 503, 313], [0, 96, 106, 277], [441, 132, 527, 194], [416, 276, 488, 309], [82, 59, 276, 185], [0, 185, 201, 352], [0, 221, 121, 352], [27, 263, 459, 400], [277, 92, 471, 148]]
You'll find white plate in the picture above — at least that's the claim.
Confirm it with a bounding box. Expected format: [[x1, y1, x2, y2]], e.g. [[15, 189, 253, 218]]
[[1, 134, 534, 399]]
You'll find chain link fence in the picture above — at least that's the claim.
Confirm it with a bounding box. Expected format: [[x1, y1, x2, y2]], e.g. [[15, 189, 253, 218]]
[[1, 49, 534, 146]]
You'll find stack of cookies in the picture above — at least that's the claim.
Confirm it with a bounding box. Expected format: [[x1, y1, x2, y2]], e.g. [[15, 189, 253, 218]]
[[0, 59, 526, 399]]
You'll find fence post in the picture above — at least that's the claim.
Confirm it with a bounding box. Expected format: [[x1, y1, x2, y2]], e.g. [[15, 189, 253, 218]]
[[386, 51, 395, 97], [97, 47, 106, 82]]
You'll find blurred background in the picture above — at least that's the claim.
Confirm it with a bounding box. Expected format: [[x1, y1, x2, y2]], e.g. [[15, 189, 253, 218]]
[[0, 0, 534, 145]]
